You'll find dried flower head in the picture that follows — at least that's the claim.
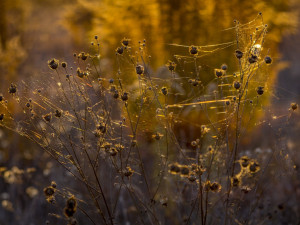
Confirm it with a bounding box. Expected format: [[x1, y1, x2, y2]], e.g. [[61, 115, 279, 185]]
[[257, 86, 264, 95], [161, 87, 168, 95], [235, 50, 243, 59], [48, 58, 59, 70], [189, 46, 198, 55], [43, 186, 55, 198], [290, 103, 298, 111], [124, 167, 134, 177], [180, 165, 190, 177], [210, 182, 221, 192], [169, 163, 180, 174], [221, 64, 228, 71], [121, 38, 130, 47], [121, 92, 129, 101], [233, 81, 241, 89], [0, 114, 4, 121], [136, 65, 144, 75], [264, 56, 272, 64], [43, 113, 52, 122], [166, 61, 176, 71], [214, 69, 224, 78], [8, 83, 17, 94], [116, 47, 124, 55]]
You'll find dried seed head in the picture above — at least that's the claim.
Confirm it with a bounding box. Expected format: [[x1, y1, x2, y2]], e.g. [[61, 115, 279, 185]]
[[48, 59, 59, 70], [124, 167, 134, 177], [233, 81, 241, 89], [76, 68, 84, 78], [231, 176, 240, 187], [8, 83, 17, 94], [0, 114, 4, 121], [290, 103, 298, 111], [110, 148, 118, 156], [180, 166, 190, 176], [97, 124, 106, 134], [113, 90, 119, 99], [64, 207, 76, 218], [116, 47, 124, 55], [43, 113, 52, 122], [169, 163, 180, 174], [210, 182, 221, 192], [192, 79, 200, 86], [225, 100, 230, 106], [240, 156, 250, 167], [188, 174, 197, 182], [221, 64, 228, 71], [161, 87, 168, 95], [249, 161, 260, 173], [264, 56, 272, 64], [189, 46, 198, 55], [66, 196, 77, 210], [121, 92, 129, 101], [214, 69, 224, 78], [0, 95, 3, 101], [94, 35, 98, 40], [61, 62, 67, 68], [43, 186, 55, 197], [136, 65, 144, 75], [257, 86, 264, 95], [121, 38, 130, 46], [80, 52, 88, 60], [166, 61, 176, 71], [235, 50, 243, 59], [51, 181, 57, 188], [54, 110, 62, 118], [248, 54, 258, 64]]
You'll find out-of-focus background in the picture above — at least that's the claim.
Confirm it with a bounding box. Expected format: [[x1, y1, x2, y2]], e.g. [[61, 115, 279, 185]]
[[0, 0, 299, 224]]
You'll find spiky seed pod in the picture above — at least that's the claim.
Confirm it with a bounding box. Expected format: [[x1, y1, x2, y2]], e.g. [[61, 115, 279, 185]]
[[264, 56, 272, 64], [233, 81, 241, 89], [116, 47, 124, 55], [235, 50, 243, 59], [8, 83, 17, 94], [189, 46, 198, 55], [257, 86, 264, 95], [215, 69, 224, 78], [136, 65, 144, 75], [48, 59, 59, 70]]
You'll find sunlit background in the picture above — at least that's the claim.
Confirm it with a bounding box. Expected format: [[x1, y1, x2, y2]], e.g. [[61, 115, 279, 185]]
[[0, 0, 299, 224]]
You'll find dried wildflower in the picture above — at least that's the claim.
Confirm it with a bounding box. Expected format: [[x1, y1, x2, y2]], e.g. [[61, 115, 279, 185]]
[[235, 50, 243, 59], [225, 100, 230, 106], [44, 186, 55, 198], [233, 81, 241, 89], [54, 109, 62, 118], [221, 64, 228, 71], [161, 87, 168, 95], [169, 163, 180, 174], [257, 86, 264, 95], [180, 166, 190, 177], [121, 92, 129, 101], [248, 54, 258, 64], [80, 52, 88, 60], [189, 46, 198, 55], [48, 58, 59, 70], [8, 83, 17, 94], [166, 61, 176, 71], [249, 161, 260, 173], [0, 114, 4, 121], [136, 65, 144, 75], [214, 69, 224, 78], [43, 113, 52, 122], [124, 167, 134, 177], [26, 102, 31, 107], [290, 103, 298, 111], [121, 38, 130, 47], [116, 47, 124, 55], [264, 56, 272, 64], [210, 182, 221, 192], [61, 62, 67, 68]]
